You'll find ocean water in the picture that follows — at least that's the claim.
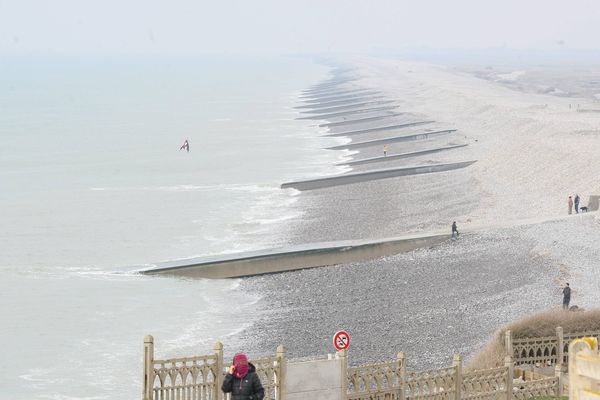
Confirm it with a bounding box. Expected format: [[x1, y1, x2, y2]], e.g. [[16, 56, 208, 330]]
[[0, 55, 343, 399]]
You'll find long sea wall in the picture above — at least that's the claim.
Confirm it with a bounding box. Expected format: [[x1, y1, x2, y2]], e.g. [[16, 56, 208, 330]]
[[141, 233, 449, 279]]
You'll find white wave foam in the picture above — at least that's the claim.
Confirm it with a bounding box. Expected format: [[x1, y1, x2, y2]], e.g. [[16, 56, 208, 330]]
[[157, 183, 277, 193]]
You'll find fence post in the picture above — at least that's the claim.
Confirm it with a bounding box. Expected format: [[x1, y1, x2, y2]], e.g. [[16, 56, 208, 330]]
[[505, 330, 513, 360], [505, 355, 513, 400], [277, 345, 287, 400], [453, 354, 462, 400], [143, 335, 154, 400], [214, 341, 224, 400], [554, 364, 563, 396], [556, 326, 564, 366], [398, 352, 406, 400], [339, 349, 348, 400]]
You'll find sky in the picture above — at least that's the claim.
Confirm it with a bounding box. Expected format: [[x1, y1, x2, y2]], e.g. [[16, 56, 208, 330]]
[[1, 0, 600, 55]]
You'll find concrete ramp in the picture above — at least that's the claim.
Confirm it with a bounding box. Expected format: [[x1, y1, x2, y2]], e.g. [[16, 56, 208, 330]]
[[140, 233, 449, 279], [281, 160, 477, 191]]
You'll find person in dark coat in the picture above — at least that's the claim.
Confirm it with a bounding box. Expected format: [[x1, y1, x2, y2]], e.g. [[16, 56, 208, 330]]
[[222, 353, 264, 400], [562, 283, 571, 310], [451, 221, 459, 238], [575, 194, 580, 213]]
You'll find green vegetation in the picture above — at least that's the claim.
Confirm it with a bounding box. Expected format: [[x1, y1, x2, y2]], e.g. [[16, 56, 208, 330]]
[[527, 396, 568, 400]]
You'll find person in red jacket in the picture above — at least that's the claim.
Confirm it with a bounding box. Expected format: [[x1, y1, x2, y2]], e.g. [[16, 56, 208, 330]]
[[222, 353, 264, 400]]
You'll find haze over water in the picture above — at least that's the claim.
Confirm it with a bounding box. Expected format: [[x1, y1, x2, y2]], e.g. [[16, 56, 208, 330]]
[[0, 55, 338, 399]]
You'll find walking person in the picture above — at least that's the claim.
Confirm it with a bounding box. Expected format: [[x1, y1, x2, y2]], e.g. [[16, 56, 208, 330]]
[[562, 283, 571, 310], [222, 353, 264, 400], [575, 194, 580, 214], [383, 144, 389, 157], [568, 196, 573, 214], [451, 221, 459, 238]]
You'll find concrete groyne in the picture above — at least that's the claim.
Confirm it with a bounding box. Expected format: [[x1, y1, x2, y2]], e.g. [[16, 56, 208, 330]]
[[141, 233, 450, 279], [318, 113, 404, 128], [280, 160, 477, 190], [300, 88, 369, 99], [300, 100, 395, 115], [337, 144, 468, 166], [324, 121, 435, 137], [302, 90, 379, 103], [296, 106, 397, 120], [296, 96, 386, 109], [326, 129, 457, 150]]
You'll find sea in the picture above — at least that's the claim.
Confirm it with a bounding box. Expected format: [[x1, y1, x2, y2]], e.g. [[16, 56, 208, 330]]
[[0, 54, 346, 399]]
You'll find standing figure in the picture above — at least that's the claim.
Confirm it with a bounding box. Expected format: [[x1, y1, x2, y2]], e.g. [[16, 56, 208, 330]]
[[451, 221, 459, 238], [180, 139, 190, 152], [222, 353, 264, 400], [383, 144, 389, 157], [562, 283, 571, 310], [575, 194, 580, 214], [568, 196, 573, 215]]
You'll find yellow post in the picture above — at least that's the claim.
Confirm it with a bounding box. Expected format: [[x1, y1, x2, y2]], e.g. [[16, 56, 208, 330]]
[[143, 335, 154, 400]]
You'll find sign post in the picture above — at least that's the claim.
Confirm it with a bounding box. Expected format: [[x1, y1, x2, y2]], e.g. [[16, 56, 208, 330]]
[[333, 330, 350, 351]]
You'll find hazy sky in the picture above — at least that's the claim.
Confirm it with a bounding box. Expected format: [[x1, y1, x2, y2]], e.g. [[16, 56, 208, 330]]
[[2, 0, 600, 54]]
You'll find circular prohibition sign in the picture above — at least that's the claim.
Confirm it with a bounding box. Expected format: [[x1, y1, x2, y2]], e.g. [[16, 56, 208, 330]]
[[333, 330, 350, 351]]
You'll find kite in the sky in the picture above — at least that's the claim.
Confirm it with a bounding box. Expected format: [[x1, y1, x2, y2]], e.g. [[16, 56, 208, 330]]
[[180, 140, 189, 152]]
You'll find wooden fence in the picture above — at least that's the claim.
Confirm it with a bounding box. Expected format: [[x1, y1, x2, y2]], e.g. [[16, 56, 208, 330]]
[[346, 354, 560, 400], [142, 336, 284, 400], [142, 336, 562, 400]]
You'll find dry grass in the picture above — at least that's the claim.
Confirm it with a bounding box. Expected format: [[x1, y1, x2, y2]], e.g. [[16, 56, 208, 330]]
[[467, 309, 600, 370]]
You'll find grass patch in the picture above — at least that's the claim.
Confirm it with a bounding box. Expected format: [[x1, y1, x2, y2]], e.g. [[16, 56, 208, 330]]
[[527, 397, 568, 400]]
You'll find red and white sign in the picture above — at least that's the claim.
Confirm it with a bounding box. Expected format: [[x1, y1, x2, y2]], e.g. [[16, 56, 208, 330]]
[[333, 330, 350, 351]]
